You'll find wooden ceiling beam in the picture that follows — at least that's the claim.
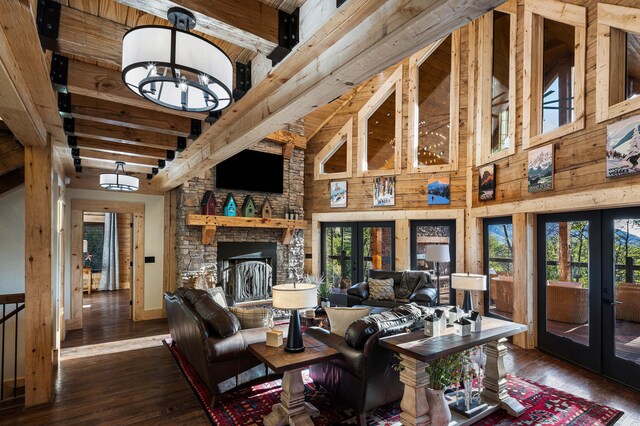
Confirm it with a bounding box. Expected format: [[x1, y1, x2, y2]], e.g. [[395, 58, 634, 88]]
[[75, 138, 171, 160], [113, 0, 278, 54], [77, 158, 153, 175], [66, 59, 205, 120], [157, 0, 504, 190], [73, 120, 180, 150], [70, 95, 192, 138], [263, 130, 307, 149], [76, 149, 162, 168], [0, 166, 25, 195], [67, 167, 160, 195]]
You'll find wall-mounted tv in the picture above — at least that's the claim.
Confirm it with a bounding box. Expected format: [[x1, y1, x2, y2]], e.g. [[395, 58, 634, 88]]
[[216, 150, 284, 194]]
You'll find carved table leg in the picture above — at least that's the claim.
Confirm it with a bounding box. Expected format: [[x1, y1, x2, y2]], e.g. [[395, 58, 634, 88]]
[[398, 355, 431, 426], [263, 368, 318, 426], [481, 338, 526, 416]]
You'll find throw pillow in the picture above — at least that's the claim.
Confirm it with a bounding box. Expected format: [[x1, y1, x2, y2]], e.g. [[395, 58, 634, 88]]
[[181, 288, 209, 305], [325, 306, 370, 337], [368, 278, 395, 301], [205, 287, 228, 308], [192, 295, 240, 338], [229, 306, 274, 329]]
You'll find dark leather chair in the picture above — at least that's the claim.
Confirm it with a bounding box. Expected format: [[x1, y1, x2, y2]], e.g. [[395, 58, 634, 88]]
[[305, 327, 404, 425], [164, 290, 287, 407], [347, 269, 437, 308]]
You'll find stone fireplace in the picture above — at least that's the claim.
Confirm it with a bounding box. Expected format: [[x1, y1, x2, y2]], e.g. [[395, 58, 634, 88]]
[[217, 242, 276, 302], [175, 141, 304, 295]]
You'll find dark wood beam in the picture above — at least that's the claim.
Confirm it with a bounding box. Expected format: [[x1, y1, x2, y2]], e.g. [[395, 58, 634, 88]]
[[70, 95, 192, 138], [114, 0, 278, 54], [76, 138, 172, 160], [73, 120, 179, 150], [66, 60, 205, 120]]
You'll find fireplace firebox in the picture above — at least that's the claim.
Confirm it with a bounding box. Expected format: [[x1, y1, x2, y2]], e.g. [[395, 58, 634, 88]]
[[217, 242, 277, 302]]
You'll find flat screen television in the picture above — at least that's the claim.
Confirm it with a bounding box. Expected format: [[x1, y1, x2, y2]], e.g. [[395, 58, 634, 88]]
[[216, 150, 284, 193]]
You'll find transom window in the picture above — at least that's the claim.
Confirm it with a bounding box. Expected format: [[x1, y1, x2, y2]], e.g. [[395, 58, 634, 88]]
[[314, 118, 353, 180]]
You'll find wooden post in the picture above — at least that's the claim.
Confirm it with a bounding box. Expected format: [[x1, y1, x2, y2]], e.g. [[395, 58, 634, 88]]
[[513, 213, 536, 349], [24, 141, 54, 406], [558, 222, 570, 282], [371, 227, 383, 270]]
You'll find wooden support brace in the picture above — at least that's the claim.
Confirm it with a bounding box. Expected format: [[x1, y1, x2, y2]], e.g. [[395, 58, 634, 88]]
[[282, 142, 295, 160], [202, 225, 216, 245], [281, 228, 296, 245]]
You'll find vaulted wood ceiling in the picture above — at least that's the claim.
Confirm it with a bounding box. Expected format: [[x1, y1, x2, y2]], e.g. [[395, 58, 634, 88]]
[[0, 0, 507, 193]]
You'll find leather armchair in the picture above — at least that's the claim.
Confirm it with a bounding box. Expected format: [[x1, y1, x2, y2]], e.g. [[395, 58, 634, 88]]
[[409, 286, 437, 304], [164, 291, 286, 407], [347, 281, 369, 306]]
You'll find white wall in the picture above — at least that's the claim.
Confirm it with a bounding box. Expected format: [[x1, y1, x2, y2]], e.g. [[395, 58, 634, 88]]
[[0, 185, 26, 382], [64, 188, 165, 317]]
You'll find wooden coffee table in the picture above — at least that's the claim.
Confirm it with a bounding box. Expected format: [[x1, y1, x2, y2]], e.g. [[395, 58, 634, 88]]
[[249, 334, 340, 426]]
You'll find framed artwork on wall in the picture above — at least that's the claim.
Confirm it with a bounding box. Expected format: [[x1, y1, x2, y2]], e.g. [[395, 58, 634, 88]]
[[330, 181, 347, 208], [606, 114, 640, 178], [478, 164, 495, 201], [373, 176, 395, 207], [527, 144, 554, 193], [427, 176, 450, 205]]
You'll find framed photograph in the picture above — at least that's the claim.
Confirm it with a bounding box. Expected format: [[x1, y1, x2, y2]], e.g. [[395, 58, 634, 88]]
[[528, 144, 554, 193], [606, 114, 640, 178], [373, 176, 395, 207], [427, 176, 450, 205], [330, 181, 347, 208], [478, 164, 496, 201]]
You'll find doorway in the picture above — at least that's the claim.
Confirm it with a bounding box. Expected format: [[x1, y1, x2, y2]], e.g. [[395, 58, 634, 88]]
[[321, 222, 395, 288], [537, 210, 640, 390], [483, 217, 514, 321], [82, 212, 133, 326]]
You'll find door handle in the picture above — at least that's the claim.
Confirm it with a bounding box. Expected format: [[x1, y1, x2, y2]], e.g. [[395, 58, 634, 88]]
[[602, 299, 622, 306]]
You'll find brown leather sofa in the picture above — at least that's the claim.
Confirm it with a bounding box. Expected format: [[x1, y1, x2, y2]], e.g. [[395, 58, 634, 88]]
[[164, 289, 287, 407], [347, 269, 437, 308]]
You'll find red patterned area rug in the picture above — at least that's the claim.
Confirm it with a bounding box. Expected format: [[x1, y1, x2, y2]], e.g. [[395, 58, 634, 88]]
[[164, 339, 623, 425]]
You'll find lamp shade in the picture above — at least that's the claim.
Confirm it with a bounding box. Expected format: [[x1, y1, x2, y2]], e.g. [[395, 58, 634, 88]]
[[451, 273, 487, 291], [272, 283, 317, 310], [425, 244, 450, 263]]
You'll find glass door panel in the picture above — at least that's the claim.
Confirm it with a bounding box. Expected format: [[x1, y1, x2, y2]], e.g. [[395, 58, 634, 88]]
[[483, 218, 514, 320], [359, 223, 394, 280], [537, 212, 600, 372], [322, 223, 355, 289], [410, 220, 456, 305]]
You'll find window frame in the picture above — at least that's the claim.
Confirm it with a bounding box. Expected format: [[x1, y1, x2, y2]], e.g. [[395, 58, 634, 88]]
[[522, 0, 586, 150], [314, 118, 353, 180], [356, 66, 403, 177], [595, 3, 640, 123], [407, 31, 461, 174], [475, 3, 517, 166]]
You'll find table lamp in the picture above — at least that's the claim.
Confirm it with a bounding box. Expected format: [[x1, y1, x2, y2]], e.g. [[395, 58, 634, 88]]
[[425, 244, 450, 304], [451, 273, 487, 313], [272, 283, 317, 353]]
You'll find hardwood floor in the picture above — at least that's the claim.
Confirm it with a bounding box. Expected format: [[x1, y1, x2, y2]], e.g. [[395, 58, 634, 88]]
[[2, 313, 639, 425]]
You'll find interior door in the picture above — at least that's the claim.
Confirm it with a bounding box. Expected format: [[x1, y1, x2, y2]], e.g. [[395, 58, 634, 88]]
[[537, 212, 601, 371], [601, 208, 640, 390]]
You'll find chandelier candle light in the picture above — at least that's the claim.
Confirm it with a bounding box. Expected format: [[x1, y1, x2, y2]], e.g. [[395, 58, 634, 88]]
[[271, 283, 317, 353], [121, 7, 233, 113], [100, 162, 139, 192]]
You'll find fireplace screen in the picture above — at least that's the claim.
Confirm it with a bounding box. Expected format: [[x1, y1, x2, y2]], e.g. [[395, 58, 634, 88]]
[[221, 259, 273, 302]]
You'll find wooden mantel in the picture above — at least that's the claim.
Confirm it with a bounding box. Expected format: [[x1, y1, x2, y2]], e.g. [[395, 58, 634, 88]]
[[186, 214, 307, 245]]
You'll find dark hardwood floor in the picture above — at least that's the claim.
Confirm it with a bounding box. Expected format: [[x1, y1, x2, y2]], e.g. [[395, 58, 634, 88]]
[[2, 292, 639, 425]]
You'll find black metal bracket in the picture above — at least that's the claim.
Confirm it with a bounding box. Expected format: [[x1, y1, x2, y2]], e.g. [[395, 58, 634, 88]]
[[147, 173, 153, 180], [158, 159, 166, 169], [67, 135, 77, 147], [73, 158, 81, 166], [63, 118, 75, 136], [71, 148, 80, 158], [176, 136, 187, 152], [205, 110, 222, 125], [36, 0, 61, 52], [75, 165, 82, 173], [58, 92, 72, 118], [233, 62, 251, 101], [337, 0, 347, 7], [189, 119, 201, 139], [50, 53, 68, 93], [267, 8, 299, 66], [166, 150, 175, 160], [152, 167, 159, 175]]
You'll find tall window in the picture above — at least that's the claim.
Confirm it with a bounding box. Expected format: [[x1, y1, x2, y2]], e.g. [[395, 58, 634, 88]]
[[475, 4, 517, 166], [523, 0, 585, 150], [596, 3, 640, 122], [484, 217, 514, 320], [408, 31, 460, 173]]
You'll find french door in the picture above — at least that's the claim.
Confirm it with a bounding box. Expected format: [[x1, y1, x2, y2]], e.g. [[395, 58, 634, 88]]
[[483, 217, 514, 321], [538, 210, 640, 390], [321, 222, 395, 287], [410, 220, 456, 305]]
